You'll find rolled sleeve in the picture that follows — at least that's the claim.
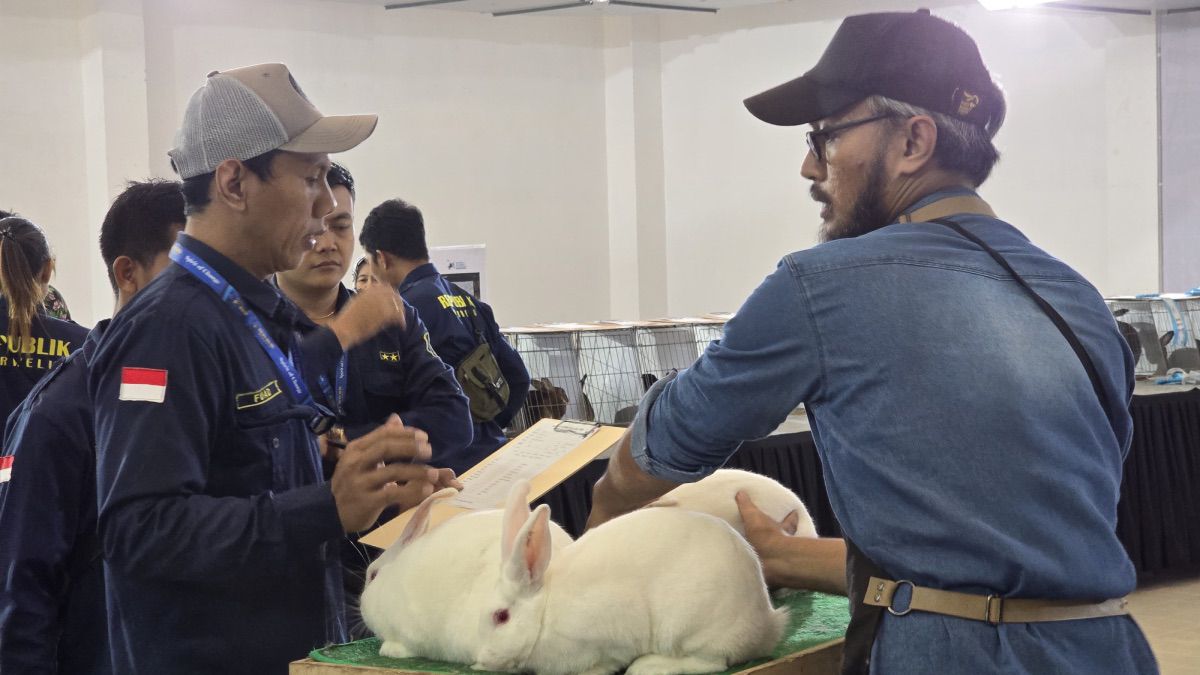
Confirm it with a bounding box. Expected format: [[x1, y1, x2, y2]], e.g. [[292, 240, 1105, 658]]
[[629, 371, 713, 483], [630, 260, 822, 482]]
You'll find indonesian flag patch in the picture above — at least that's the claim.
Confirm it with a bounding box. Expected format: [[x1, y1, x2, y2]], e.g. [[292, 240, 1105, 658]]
[[120, 367, 168, 403], [0, 455, 12, 483]]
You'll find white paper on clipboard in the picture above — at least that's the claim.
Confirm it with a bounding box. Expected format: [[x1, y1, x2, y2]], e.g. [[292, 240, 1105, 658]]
[[359, 419, 622, 550], [450, 420, 600, 510]]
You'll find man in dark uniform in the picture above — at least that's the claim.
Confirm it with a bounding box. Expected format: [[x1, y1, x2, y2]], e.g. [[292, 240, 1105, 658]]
[[275, 164, 471, 460], [90, 64, 446, 674], [360, 199, 531, 476], [274, 163, 472, 631], [0, 180, 186, 674]]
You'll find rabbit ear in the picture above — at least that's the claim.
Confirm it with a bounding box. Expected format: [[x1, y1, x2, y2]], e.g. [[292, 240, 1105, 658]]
[[502, 504, 553, 591], [780, 510, 800, 536], [501, 480, 533, 562], [397, 487, 460, 548]]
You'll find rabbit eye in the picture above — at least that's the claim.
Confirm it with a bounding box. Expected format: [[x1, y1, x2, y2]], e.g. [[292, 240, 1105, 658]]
[[492, 609, 510, 625]]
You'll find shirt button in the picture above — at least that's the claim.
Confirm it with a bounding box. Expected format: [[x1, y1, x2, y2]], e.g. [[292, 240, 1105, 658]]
[[272, 437, 280, 448]]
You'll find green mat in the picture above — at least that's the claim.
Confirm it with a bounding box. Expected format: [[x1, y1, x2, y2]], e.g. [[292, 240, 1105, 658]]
[[309, 590, 849, 673]]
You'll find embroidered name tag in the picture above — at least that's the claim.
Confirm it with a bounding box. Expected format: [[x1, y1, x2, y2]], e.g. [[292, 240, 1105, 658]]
[[236, 380, 282, 410]]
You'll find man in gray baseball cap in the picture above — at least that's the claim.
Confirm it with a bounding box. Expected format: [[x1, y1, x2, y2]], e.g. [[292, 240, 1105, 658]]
[[92, 64, 451, 674], [588, 10, 1155, 675]]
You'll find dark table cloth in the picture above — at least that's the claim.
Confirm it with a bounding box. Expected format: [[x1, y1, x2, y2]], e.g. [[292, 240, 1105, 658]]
[[537, 388, 1200, 580]]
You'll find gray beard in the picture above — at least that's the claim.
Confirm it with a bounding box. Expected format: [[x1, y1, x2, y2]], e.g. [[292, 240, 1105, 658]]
[[818, 150, 893, 243]]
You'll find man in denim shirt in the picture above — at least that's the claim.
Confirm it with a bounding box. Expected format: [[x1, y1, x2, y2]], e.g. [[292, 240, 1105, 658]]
[[588, 10, 1156, 674]]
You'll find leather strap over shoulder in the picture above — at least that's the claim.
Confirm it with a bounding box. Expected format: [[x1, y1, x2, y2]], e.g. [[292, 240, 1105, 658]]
[[897, 195, 995, 223]]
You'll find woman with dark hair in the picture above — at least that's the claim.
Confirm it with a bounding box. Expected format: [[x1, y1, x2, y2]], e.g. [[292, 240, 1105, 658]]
[[353, 255, 376, 292], [0, 216, 88, 420]]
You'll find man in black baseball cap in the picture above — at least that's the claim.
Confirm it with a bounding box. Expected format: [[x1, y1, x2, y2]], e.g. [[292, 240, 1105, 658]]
[[746, 8, 1006, 244], [744, 9, 1004, 132], [588, 10, 1156, 674]]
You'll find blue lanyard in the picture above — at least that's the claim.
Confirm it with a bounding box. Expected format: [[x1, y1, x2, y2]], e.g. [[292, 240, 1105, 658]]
[[316, 355, 347, 417], [170, 243, 336, 433]]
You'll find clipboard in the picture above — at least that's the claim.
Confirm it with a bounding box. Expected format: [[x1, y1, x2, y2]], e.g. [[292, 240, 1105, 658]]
[[359, 418, 624, 550]]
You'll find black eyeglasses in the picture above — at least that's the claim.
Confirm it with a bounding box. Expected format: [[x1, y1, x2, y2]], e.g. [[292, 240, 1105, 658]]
[[805, 114, 896, 163]]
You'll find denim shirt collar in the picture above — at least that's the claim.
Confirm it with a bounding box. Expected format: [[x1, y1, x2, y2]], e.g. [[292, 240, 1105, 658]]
[[176, 232, 293, 323], [399, 262, 439, 294], [896, 186, 980, 222]]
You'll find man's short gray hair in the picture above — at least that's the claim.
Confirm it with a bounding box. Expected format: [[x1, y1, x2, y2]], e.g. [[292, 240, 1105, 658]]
[[866, 95, 1001, 187]]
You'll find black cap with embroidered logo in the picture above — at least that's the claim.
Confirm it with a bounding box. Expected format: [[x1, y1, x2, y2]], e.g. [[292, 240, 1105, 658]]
[[744, 9, 1004, 136]]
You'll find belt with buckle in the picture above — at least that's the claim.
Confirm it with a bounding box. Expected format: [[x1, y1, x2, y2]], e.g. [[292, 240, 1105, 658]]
[[863, 577, 1129, 625]]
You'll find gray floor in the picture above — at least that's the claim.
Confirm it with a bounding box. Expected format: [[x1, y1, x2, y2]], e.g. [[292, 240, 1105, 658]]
[[1129, 576, 1200, 674]]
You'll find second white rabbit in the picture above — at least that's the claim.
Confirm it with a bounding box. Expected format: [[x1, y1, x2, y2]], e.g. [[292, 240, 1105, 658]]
[[472, 488, 787, 675]]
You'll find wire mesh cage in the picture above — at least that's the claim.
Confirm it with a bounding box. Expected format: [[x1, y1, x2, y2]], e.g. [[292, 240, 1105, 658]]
[[503, 317, 730, 433], [1106, 298, 1180, 377], [635, 323, 703, 380], [503, 330, 587, 431], [1160, 297, 1200, 370], [576, 327, 643, 427], [691, 320, 727, 358]]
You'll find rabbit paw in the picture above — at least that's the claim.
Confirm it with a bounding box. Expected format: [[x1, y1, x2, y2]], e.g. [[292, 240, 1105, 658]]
[[378, 640, 415, 659], [625, 655, 729, 675]]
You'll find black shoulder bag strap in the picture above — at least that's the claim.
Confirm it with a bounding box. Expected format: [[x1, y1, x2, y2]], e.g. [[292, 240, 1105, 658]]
[[928, 217, 1114, 417], [841, 213, 1115, 675], [449, 283, 488, 347]]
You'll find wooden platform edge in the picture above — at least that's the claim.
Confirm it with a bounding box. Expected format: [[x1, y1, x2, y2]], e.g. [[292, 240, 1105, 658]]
[[291, 659, 402, 674], [291, 638, 843, 675], [738, 638, 844, 675]]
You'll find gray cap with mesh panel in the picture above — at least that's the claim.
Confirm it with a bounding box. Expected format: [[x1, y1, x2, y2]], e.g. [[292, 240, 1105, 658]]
[[169, 63, 378, 179]]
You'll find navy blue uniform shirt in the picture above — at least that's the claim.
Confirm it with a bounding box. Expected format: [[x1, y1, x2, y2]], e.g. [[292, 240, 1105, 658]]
[[90, 234, 347, 675], [398, 263, 529, 474], [291, 282, 471, 635], [0, 297, 88, 424], [0, 323, 109, 675], [292, 283, 471, 453]]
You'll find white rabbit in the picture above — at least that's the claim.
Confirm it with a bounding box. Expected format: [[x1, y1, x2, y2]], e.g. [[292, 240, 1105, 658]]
[[649, 468, 817, 539], [361, 484, 573, 663], [472, 500, 788, 675]]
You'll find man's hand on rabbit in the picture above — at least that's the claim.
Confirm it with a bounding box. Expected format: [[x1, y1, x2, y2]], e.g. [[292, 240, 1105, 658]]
[[331, 414, 448, 533], [735, 491, 795, 586], [736, 492, 849, 594]]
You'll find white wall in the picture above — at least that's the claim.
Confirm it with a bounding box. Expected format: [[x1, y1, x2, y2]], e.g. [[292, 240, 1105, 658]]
[[653, 0, 1160, 316], [141, 0, 611, 329], [1160, 9, 1200, 293], [0, 0, 1164, 329], [0, 0, 93, 321], [4, 0, 612, 328]]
